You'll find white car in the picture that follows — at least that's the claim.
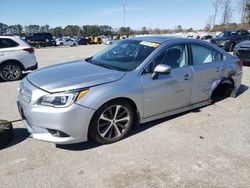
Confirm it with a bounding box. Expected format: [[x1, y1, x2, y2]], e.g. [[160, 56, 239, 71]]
[[0, 36, 37, 81], [56, 38, 78, 47]]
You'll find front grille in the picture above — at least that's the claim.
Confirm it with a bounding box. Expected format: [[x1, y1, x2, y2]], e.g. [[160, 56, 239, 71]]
[[237, 50, 250, 60]]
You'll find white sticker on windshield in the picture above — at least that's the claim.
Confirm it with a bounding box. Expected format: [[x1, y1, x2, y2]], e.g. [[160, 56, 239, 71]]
[[140, 41, 160, 48]]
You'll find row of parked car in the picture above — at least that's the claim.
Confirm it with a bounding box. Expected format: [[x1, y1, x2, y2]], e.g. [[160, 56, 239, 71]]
[[198, 29, 250, 64], [23, 33, 111, 48]]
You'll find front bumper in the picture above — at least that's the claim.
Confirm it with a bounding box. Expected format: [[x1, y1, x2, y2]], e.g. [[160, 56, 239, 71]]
[[17, 78, 95, 144], [234, 49, 250, 63]]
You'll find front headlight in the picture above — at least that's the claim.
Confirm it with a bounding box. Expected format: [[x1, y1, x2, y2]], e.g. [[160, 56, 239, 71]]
[[37, 90, 89, 108]]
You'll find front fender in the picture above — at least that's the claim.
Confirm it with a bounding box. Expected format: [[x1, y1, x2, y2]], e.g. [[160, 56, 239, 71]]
[[76, 74, 143, 116]]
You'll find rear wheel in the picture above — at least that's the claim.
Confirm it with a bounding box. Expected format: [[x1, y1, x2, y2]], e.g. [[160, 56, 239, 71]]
[[89, 101, 135, 144], [0, 62, 23, 81], [211, 79, 234, 103]]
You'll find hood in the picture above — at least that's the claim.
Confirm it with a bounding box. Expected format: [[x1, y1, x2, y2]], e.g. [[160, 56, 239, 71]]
[[27, 60, 126, 93], [238, 40, 250, 48]]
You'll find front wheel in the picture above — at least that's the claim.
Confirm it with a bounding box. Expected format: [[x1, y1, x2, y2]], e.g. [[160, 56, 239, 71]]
[[229, 43, 235, 52], [89, 101, 135, 144], [0, 62, 23, 81]]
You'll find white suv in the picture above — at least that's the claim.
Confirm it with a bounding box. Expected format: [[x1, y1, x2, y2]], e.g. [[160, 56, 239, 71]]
[[56, 38, 78, 47], [0, 36, 38, 81]]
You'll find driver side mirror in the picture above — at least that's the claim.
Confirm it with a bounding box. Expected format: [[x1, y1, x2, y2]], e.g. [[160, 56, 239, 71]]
[[151, 64, 172, 80]]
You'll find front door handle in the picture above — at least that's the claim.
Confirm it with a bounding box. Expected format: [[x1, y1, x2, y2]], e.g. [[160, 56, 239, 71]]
[[0, 54, 4, 56], [183, 74, 192, 80], [216, 66, 224, 72]]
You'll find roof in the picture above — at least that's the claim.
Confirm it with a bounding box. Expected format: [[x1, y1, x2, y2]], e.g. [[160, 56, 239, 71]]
[[132, 36, 178, 43]]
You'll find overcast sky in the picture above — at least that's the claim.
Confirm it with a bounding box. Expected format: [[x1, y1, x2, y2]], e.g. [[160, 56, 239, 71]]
[[0, 0, 240, 29]]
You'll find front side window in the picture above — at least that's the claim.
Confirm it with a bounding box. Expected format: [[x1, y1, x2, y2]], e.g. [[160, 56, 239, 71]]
[[89, 40, 158, 71], [0, 38, 19, 48], [191, 44, 222, 65], [143, 44, 188, 74]]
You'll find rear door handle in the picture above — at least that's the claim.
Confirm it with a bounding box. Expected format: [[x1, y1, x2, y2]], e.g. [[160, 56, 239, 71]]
[[183, 74, 192, 80], [216, 66, 224, 72], [0, 54, 4, 56]]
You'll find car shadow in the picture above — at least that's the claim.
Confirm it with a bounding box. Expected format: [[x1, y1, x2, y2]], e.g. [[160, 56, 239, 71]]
[[1, 128, 30, 150], [56, 109, 199, 151], [50, 84, 250, 151], [56, 139, 99, 151], [236, 84, 248, 97]]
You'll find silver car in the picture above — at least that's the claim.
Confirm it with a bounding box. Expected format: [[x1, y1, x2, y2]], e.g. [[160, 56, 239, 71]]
[[17, 37, 243, 145]]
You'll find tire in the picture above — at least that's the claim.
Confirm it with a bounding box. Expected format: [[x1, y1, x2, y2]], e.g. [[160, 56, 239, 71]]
[[0, 120, 14, 149], [229, 43, 235, 52], [0, 62, 23, 81], [211, 79, 234, 103], [60, 42, 63, 46], [89, 100, 135, 144]]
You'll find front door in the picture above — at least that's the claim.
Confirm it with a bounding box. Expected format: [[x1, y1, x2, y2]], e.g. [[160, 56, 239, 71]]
[[141, 43, 194, 118]]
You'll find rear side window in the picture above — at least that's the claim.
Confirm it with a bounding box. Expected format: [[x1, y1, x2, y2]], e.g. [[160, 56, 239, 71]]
[[191, 44, 222, 65], [241, 30, 249, 36], [0, 38, 19, 48]]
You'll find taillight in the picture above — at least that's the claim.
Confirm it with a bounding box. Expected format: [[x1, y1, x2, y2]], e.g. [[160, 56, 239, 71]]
[[23, 48, 34, 54], [236, 60, 244, 70]]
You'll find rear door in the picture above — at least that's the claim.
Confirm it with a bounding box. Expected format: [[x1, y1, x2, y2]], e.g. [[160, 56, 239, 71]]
[[189, 43, 225, 104], [141, 43, 194, 118]]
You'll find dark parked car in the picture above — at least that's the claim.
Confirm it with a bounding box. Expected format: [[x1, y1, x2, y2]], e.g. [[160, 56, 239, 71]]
[[234, 40, 250, 65], [201, 35, 213, 41], [26, 33, 56, 47], [77, 38, 88, 45], [211, 29, 250, 52]]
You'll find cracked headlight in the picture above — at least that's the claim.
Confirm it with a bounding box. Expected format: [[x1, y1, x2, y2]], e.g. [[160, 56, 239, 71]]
[[37, 90, 89, 108]]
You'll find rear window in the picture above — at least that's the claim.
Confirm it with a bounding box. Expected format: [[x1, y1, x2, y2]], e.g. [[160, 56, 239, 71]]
[[0, 38, 19, 48]]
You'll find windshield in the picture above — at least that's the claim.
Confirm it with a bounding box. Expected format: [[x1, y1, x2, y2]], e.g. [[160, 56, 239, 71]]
[[89, 40, 159, 71], [217, 31, 236, 37]]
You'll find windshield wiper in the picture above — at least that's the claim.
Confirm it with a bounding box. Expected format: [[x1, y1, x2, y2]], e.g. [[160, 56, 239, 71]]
[[95, 63, 128, 72], [97, 63, 116, 70], [85, 57, 93, 63]]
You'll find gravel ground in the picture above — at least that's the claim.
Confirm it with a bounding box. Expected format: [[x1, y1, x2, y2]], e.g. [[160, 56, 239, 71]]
[[0, 45, 249, 188]]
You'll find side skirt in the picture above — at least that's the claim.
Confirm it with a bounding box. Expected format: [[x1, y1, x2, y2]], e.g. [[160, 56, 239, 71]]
[[140, 100, 211, 124]]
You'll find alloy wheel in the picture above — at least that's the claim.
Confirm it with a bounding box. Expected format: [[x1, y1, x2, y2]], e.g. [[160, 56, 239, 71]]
[[2, 64, 22, 81], [97, 105, 130, 140]]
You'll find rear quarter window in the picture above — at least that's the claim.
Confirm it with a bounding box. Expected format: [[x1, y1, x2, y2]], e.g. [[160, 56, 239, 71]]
[[191, 44, 223, 65], [0, 38, 19, 48]]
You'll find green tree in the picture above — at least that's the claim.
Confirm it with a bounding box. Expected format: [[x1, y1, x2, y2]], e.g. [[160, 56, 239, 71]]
[[51, 26, 63, 37], [118, 27, 131, 35], [141, 26, 148, 35]]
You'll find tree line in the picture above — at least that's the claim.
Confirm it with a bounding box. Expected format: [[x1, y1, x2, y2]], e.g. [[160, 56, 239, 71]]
[[205, 0, 250, 31], [0, 23, 196, 37], [1, 0, 250, 37]]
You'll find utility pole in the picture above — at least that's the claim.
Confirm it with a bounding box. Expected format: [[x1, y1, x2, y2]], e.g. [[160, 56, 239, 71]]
[[123, 3, 126, 27]]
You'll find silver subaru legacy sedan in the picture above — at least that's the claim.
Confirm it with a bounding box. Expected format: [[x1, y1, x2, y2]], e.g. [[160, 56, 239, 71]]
[[17, 37, 243, 145]]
